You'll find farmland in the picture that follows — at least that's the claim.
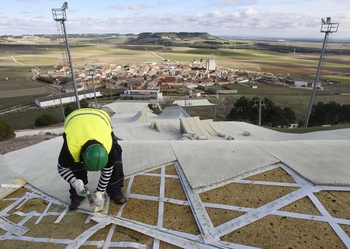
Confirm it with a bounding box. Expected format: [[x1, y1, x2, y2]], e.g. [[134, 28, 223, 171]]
[[0, 33, 349, 130]]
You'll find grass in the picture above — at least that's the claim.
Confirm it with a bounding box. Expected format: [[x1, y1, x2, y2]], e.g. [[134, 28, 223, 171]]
[[0, 105, 65, 130], [322, 75, 350, 84], [270, 124, 350, 133], [1, 36, 350, 133], [0, 96, 42, 110], [16, 56, 57, 65]]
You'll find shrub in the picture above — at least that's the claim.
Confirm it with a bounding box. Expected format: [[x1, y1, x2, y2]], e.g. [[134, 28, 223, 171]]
[[80, 99, 89, 108], [64, 104, 75, 117], [35, 113, 58, 127], [0, 120, 15, 141]]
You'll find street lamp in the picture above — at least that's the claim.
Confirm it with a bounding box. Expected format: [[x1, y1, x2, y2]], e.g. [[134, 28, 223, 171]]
[[55, 79, 65, 121], [52, 2, 80, 109], [304, 17, 339, 127]]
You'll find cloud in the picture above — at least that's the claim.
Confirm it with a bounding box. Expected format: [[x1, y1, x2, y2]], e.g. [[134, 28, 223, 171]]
[[149, 2, 166, 8], [208, 0, 257, 7], [207, 11, 226, 18], [34, 15, 47, 19], [129, 4, 148, 11], [241, 7, 259, 16], [1, 2, 349, 39], [109, 5, 125, 10], [17, 0, 39, 2]]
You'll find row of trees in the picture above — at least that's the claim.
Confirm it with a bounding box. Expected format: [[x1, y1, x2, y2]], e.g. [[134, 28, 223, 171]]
[[308, 101, 350, 126], [225, 96, 296, 127], [225, 96, 350, 127]]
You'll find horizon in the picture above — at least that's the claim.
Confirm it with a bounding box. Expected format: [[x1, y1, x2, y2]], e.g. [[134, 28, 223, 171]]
[[2, 32, 350, 44], [0, 1, 349, 39]]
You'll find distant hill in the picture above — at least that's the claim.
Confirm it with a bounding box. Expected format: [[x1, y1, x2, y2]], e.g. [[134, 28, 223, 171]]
[[137, 32, 219, 40]]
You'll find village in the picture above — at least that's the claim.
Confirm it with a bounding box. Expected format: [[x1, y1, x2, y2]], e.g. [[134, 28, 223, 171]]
[[35, 54, 317, 108]]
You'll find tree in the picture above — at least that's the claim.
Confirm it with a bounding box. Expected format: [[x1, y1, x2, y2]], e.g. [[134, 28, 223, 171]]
[[283, 107, 297, 125], [309, 101, 342, 126], [80, 99, 89, 108], [226, 96, 296, 127], [341, 104, 350, 123], [64, 104, 75, 117], [226, 96, 257, 122], [0, 120, 15, 141], [35, 114, 57, 127]]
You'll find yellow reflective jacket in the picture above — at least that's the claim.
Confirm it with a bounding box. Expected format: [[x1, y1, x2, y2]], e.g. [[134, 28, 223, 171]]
[[64, 108, 112, 162]]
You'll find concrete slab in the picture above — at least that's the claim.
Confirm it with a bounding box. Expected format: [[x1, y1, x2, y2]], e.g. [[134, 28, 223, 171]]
[[2, 100, 350, 248]]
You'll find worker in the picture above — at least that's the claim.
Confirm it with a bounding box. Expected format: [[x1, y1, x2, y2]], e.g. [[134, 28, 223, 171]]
[[57, 108, 127, 210]]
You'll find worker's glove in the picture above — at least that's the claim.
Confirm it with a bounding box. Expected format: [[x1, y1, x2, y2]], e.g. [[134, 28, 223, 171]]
[[93, 191, 105, 206], [72, 179, 86, 197]]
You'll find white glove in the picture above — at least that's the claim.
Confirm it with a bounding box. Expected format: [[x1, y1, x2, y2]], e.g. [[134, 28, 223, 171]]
[[93, 191, 105, 206], [72, 179, 86, 197]]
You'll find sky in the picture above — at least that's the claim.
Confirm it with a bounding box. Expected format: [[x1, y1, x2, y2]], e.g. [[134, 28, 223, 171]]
[[0, 0, 349, 39]]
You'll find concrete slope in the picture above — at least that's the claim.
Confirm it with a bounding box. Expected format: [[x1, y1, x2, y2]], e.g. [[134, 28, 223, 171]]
[[180, 116, 214, 140], [155, 106, 189, 120], [154, 120, 180, 135]]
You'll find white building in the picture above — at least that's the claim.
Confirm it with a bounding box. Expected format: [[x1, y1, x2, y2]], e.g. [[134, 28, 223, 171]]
[[35, 90, 102, 108], [294, 81, 321, 88], [119, 90, 163, 101], [206, 54, 216, 71]]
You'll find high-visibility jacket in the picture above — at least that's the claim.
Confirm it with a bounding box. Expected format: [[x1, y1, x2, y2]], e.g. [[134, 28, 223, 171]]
[[64, 108, 112, 162]]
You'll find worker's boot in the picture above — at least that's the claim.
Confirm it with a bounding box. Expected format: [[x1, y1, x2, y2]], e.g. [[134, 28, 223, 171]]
[[69, 197, 85, 210], [110, 195, 127, 205]]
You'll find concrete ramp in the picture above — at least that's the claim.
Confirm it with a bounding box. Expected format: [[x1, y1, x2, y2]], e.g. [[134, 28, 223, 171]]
[[180, 117, 212, 140], [154, 120, 180, 136], [156, 106, 189, 120], [130, 109, 153, 123], [201, 119, 227, 138]]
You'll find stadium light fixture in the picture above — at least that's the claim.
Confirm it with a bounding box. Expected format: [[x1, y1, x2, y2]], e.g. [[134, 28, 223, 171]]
[[52, 2, 80, 109]]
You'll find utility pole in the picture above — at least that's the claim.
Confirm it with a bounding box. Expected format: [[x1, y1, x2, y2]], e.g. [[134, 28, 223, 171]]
[[254, 99, 266, 126], [304, 17, 339, 127]]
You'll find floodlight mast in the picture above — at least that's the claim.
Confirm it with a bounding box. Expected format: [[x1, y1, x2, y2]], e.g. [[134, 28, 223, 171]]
[[52, 2, 80, 109], [55, 79, 65, 121], [304, 17, 339, 128]]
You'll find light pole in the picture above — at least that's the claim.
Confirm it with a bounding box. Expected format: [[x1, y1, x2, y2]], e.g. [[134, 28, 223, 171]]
[[90, 68, 98, 108], [184, 80, 187, 111], [214, 74, 220, 121], [110, 84, 113, 102], [304, 17, 339, 127], [55, 79, 65, 121], [52, 2, 80, 109]]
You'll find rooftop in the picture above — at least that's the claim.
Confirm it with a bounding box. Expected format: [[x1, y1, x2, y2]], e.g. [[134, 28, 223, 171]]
[[1, 100, 350, 248]]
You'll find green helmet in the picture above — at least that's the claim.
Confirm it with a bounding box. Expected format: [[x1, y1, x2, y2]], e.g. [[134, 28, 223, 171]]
[[83, 144, 108, 171]]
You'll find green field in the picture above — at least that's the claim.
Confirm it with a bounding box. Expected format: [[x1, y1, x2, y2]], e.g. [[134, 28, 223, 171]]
[[0, 34, 350, 130]]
